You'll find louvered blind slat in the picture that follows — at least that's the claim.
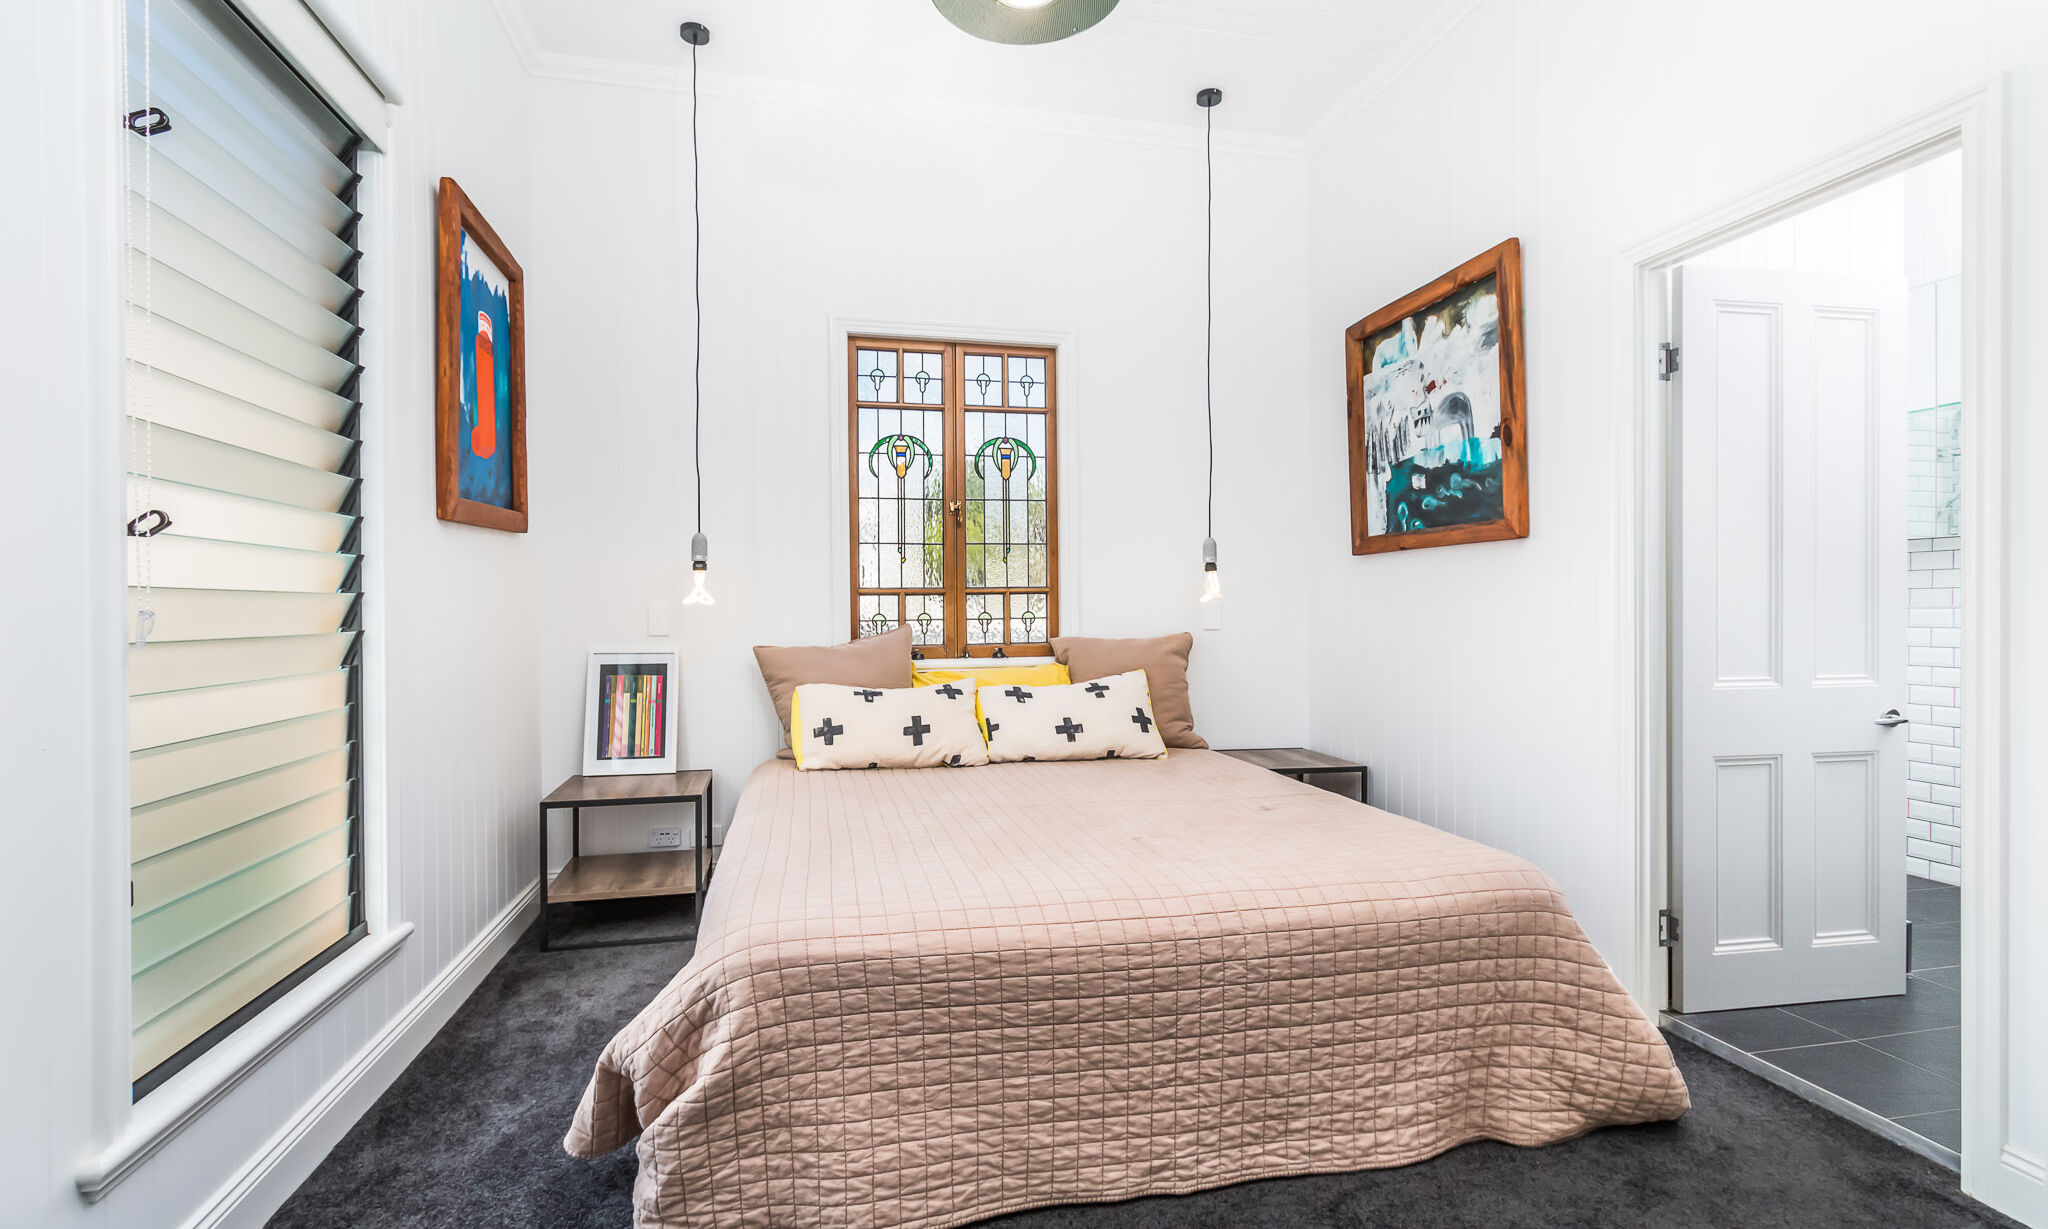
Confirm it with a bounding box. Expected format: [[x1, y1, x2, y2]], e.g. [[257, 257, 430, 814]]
[[130, 254, 355, 390], [126, 588, 353, 643], [134, 424, 352, 510], [126, 0, 363, 1093], [130, 709, 350, 807], [127, 199, 354, 346], [130, 904, 349, 1076], [125, 107, 353, 263], [132, 820, 347, 962], [125, 477, 353, 553]]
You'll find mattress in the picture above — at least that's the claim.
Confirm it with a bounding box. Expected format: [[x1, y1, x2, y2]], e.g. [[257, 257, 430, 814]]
[[565, 750, 1688, 1228]]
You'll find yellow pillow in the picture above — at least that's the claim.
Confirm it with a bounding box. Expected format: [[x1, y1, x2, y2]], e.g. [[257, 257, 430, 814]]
[[913, 663, 1070, 690], [915, 664, 1069, 739]]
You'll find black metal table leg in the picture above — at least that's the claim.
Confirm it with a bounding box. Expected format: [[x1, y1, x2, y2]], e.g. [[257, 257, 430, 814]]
[[538, 802, 550, 952]]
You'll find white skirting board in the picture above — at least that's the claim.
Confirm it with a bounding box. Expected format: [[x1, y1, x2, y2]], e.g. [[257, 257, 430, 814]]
[[184, 880, 541, 1229]]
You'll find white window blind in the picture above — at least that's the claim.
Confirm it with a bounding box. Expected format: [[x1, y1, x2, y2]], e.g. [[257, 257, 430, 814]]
[[124, 0, 365, 1096]]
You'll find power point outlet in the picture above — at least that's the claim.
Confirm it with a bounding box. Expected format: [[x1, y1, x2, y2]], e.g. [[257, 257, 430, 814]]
[[648, 826, 684, 850]]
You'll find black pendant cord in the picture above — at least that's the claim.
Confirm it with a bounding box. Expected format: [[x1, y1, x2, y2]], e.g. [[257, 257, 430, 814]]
[[690, 37, 704, 537], [1204, 101, 1214, 541]]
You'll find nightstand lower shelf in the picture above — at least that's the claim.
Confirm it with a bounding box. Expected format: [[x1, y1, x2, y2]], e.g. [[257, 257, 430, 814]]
[[548, 850, 716, 903]]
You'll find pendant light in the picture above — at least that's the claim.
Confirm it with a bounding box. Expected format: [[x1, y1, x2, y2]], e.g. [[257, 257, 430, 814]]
[[1197, 87, 1222, 604], [932, 0, 1119, 45], [681, 21, 714, 606]]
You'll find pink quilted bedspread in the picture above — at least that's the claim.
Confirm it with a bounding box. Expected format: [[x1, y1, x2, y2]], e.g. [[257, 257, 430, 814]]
[[566, 751, 1688, 1228]]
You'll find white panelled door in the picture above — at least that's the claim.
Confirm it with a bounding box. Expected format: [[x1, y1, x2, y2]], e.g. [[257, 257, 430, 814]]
[[1672, 266, 1908, 1013]]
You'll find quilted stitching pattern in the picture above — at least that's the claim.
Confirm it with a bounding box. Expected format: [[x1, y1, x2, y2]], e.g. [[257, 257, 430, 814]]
[[565, 751, 1689, 1229]]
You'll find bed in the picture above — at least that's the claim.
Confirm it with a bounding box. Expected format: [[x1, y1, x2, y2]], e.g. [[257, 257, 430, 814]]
[[565, 750, 1689, 1228]]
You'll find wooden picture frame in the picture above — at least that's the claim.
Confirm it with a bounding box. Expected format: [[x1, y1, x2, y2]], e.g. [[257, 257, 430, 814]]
[[1345, 237, 1527, 555], [436, 177, 528, 531]]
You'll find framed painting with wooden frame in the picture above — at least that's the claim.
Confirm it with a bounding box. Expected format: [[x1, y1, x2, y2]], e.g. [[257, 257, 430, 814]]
[[436, 177, 528, 531], [1345, 237, 1526, 555]]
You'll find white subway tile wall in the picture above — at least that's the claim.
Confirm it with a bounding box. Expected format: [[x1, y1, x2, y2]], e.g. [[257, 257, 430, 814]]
[[1906, 535, 1962, 884]]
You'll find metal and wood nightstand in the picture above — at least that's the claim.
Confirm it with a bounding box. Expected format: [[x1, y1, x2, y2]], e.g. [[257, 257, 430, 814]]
[[537, 770, 713, 952], [1217, 747, 1369, 802]]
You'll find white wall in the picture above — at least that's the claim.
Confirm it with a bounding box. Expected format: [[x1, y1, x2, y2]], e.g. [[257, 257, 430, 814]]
[[524, 76, 1317, 859], [0, 0, 542, 1226], [1304, 0, 2046, 1220]]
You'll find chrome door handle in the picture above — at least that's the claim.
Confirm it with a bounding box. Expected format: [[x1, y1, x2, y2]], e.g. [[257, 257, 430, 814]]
[[1875, 709, 1908, 727]]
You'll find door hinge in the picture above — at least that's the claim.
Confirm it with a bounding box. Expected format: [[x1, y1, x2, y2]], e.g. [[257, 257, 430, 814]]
[[1658, 908, 1680, 947], [1657, 342, 1680, 381]]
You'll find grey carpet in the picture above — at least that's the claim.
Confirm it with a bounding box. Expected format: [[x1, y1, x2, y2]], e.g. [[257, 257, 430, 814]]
[[269, 913, 2017, 1229]]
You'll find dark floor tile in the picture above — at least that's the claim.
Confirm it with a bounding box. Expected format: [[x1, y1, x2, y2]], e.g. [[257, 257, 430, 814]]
[[1669, 1005, 1845, 1053], [1864, 1026, 1962, 1082], [1908, 883, 1961, 925], [1783, 977, 1960, 1039], [1754, 1040, 1960, 1118], [1893, 1109, 1963, 1152], [1912, 965, 1963, 990], [1911, 922, 1961, 972]]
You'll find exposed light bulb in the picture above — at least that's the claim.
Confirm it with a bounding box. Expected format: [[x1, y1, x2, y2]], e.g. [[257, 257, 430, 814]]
[[685, 566, 715, 606], [998, 0, 1058, 7], [685, 531, 715, 606], [1199, 536, 1221, 603]]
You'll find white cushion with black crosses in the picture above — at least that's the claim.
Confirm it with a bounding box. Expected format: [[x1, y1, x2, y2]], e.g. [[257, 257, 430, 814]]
[[976, 668, 1167, 763], [791, 680, 991, 771]]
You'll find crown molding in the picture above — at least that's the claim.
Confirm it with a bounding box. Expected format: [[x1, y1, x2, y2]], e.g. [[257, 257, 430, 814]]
[[1301, 0, 1488, 154], [481, 0, 1481, 161], [483, 0, 1301, 159]]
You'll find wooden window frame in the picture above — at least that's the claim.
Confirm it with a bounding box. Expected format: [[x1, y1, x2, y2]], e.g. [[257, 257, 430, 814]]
[[848, 336, 1059, 659]]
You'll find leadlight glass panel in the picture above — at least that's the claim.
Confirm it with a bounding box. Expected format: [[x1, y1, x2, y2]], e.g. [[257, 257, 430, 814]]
[[905, 594, 945, 647], [1007, 355, 1047, 408], [856, 349, 898, 403], [903, 351, 943, 405], [965, 594, 1003, 646], [858, 594, 898, 638], [964, 409, 1046, 590], [1009, 592, 1048, 644], [856, 406, 944, 589], [964, 354, 1003, 407]]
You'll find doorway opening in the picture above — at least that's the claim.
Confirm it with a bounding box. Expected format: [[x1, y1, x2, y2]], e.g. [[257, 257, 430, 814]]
[[1658, 151, 1964, 1167]]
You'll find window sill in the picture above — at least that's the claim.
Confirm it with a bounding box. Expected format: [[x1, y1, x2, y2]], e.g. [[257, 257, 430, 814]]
[[74, 923, 413, 1202]]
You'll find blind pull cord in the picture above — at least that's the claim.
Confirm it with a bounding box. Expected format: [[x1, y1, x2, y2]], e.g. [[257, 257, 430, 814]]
[[126, 0, 161, 648]]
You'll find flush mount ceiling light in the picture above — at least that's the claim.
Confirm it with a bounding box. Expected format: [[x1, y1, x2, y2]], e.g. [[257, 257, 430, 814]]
[[932, 0, 1119, 45]]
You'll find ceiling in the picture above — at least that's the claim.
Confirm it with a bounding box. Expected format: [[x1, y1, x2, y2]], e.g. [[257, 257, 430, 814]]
[[502, 0, 1470, 145]]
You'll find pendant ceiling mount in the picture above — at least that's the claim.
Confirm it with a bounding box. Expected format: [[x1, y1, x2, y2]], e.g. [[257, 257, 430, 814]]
[[932, 0, 1120, 45]]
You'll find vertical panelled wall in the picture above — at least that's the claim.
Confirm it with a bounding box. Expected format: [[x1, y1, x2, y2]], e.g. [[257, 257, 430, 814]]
[[1304, 1, 2036, 982], [525, 80, 1318, 860], [2, 0, 537, 1226], [1304, 2, 2045, 1218]]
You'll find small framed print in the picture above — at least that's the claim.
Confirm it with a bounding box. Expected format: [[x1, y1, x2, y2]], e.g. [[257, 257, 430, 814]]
[[581, 651, 680, 776]]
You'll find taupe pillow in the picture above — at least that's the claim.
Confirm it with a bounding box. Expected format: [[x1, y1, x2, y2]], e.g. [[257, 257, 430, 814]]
[[1050, 633, 1207, 749], [754, 625, 913, 759]]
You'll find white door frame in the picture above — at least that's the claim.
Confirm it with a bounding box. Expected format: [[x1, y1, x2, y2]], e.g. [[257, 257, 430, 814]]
[[1616, 80, 2022, 1209]]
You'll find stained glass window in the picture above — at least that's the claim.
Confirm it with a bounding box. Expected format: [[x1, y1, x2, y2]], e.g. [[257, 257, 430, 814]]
[[851, 339, 1056, 657]]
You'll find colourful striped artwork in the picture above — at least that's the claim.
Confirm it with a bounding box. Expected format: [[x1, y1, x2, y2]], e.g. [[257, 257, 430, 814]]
[[595, 665, 667, 761]]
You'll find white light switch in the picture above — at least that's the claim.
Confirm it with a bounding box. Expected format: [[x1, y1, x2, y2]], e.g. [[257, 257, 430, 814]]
[[648, 600, 674, 637]]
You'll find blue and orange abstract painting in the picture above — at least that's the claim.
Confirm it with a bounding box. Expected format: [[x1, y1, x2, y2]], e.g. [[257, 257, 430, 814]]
[[458, 228, 514, 509]]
